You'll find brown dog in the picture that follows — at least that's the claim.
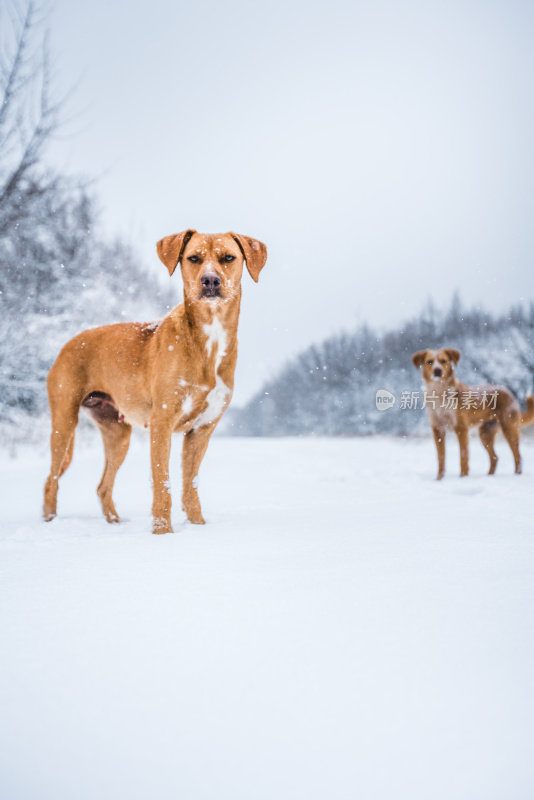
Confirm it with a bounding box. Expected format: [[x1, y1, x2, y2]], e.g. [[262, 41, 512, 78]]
[[412, 348, 534, 479], [43, 230, 267, 533]]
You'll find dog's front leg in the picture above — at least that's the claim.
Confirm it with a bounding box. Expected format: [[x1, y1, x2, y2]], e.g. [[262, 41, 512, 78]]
[[150, 411, 174, 534], [182, 423, 216, 524], [432, 426, 446, 480], [455, 424, 469, 477]]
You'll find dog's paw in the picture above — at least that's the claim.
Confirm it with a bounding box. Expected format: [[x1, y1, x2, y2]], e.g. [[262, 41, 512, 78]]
[[182, 491, 205, 524], [187, 513, 206, 525], [152, 517, 173, 535]]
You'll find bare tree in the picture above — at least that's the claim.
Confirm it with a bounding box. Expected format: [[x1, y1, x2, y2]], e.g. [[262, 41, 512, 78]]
[[0, 1, 173, 444], [0, 0, 63, 237]]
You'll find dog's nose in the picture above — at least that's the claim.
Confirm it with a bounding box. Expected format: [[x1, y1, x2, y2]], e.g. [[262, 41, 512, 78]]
[[201, 273, 221, 291], [433, 367, 442, 377]]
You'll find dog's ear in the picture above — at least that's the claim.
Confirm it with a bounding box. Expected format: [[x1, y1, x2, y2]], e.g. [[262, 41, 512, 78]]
[[231, 233, 268, 283], [445, 348, 461, 365], [156, 230, 197, 276], [412, 350, 428, 369]]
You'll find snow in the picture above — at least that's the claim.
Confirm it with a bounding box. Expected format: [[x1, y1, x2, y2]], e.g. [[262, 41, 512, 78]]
[[1, 434, 534, 800]]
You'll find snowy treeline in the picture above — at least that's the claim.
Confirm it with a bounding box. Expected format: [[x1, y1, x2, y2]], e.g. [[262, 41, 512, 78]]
[[231, 296, 534, 436], [0, 188, 171, 428], [0, 1, 171, 444]]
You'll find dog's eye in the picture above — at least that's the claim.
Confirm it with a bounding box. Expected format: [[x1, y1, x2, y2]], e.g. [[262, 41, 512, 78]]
[[188, 255, 201, 263], [222, 254, 235, 263], [427, 360, 433, 365], [440, 359, 447, 364]]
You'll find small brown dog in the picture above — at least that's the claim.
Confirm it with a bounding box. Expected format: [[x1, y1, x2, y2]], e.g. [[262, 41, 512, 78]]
[[43, 230, 267, 533], [412, 348, 534, 479]]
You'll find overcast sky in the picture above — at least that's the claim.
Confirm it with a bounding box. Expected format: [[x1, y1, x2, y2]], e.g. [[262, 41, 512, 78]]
[[48, 0, 534, 403]]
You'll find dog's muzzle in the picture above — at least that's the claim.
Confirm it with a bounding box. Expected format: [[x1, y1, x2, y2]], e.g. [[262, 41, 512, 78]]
[[201, 273, 222, 298]]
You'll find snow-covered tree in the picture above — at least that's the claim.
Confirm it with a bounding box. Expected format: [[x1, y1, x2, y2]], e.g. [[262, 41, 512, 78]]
[[232, 298, 534, 436], [0, 2, 172, 441]]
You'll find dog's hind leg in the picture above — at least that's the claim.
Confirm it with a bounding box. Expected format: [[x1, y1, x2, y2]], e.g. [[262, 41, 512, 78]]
[[43, 403, 80, 521], [182, 423, 216, 524], [479, 420, 498, 475], [96, 420, 132, 523], [500, 413, 522, 474], [455, 424, 470, 477], [59, 431, 76, 477]]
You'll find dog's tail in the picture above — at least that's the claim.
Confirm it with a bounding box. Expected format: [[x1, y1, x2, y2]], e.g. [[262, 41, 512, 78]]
[[521, 394, 534, 426]]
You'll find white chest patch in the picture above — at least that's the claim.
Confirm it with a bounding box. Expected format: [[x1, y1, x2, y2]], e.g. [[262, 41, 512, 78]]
[[182, 394, 193, 414], [423, 381, 458, 430], [193, 317, 231, 429], [203, 317, 227, 359]]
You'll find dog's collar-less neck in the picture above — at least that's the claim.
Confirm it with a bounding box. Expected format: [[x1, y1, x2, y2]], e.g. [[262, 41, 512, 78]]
[[181, 291, 241, 345], [424, 375, 457, 391], [184, 295, 239, 311]]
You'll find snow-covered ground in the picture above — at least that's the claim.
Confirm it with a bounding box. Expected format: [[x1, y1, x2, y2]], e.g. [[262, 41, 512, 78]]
[[1, 434, 533, 800]]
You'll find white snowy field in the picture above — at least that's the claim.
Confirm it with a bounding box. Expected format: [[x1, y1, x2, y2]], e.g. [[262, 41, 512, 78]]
[[1, 433, 533, 800]]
